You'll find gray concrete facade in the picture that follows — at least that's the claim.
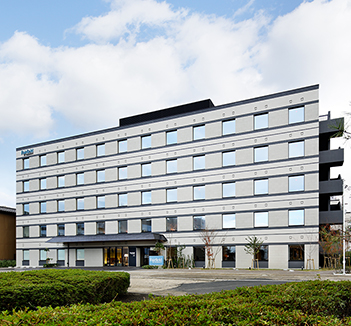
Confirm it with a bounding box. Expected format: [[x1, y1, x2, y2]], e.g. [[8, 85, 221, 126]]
[[16, 84, 339, 269]]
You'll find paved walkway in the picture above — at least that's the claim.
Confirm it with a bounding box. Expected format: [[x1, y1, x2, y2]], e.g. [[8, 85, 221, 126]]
[[125, 268, 351, 296]]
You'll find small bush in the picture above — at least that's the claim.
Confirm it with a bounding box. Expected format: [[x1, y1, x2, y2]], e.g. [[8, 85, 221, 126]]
[[141, 265, 158, 269], [1, 280, 351, 325], [0, 260, 16, 268], [0, 269, 130, 311]]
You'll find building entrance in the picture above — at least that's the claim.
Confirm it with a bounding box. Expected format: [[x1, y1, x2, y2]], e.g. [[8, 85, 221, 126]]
[[103, 247, 129, 267]]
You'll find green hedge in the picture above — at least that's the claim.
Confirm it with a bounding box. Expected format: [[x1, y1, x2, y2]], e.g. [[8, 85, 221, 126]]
[[1, 280, 351, 325], [0, 269, 130, 311], [0, 260, 16, 268]]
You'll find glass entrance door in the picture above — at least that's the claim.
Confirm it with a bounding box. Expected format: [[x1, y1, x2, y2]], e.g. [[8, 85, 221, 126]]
[[104, 247, 129, 267]]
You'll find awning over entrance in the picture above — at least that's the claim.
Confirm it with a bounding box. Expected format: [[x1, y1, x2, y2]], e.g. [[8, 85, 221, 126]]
[[46, 233, 167, 243]]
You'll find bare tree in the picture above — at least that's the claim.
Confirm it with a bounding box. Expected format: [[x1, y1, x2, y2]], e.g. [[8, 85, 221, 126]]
[[199, 227, 224, 269], [244, 236, 264, 269]]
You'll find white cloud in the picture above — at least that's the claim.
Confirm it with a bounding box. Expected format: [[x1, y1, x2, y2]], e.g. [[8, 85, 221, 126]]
[[0, 0, 350, 137], [1, 0, 351, 207]]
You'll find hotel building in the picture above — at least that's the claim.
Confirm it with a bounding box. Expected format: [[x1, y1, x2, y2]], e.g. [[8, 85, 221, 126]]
[[15, 84, 344, 268]]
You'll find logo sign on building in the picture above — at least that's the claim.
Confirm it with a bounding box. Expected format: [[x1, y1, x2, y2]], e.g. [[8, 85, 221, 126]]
[[149, 256, 164, 266], [21, 149, 34, 156]]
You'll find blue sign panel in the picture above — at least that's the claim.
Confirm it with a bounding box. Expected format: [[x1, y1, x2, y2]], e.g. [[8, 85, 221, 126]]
[[149, 256, 164, 266]]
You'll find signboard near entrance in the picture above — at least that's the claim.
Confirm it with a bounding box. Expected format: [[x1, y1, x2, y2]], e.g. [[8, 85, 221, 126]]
[[149, 256, 164, 266]]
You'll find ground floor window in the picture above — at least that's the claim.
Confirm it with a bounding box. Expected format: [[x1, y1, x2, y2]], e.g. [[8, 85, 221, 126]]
[[103, 247, 129, 267], [289, 245, 304, 268], [76, 249, 85, 266], [22, 249, 29, 265], [222, 246, 236, 268], [194, 246, 205, 267]]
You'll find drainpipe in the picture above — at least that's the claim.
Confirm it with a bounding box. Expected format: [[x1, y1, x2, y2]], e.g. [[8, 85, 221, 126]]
[[67, 243, 70, 268]]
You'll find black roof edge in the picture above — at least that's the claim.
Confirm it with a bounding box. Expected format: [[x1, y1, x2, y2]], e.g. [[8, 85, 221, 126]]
[[0, 206, 16, 215], [120, 99, 215, 127], [17, 84, 319, 151]]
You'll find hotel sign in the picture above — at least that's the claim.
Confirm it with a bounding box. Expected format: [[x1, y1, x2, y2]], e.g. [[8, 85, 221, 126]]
[[149, 256, 164, 266], [21, 149, 34, 156]]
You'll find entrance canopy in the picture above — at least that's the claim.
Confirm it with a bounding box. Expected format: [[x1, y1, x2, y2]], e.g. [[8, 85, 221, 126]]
[[46, 233, 167, 243]]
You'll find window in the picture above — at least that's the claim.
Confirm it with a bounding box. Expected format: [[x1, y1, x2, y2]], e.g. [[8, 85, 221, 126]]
[[23, 226, 29, 238], [40, 155, 46, 166], [40, 249, 47, 261], [142, 191, 151, 205], [40, 202, 46, 214], [97, 143, 105, 157], [23, 203, 29, 215], [223, 246, 236, 261], [23, 181, 29, 192], [194, 247, 205, 261], [23, 158, 29, 169], [254, 113, 268, 130], [142, 163, 151, 177], [57, 249, 65, 261], [193, 155, 205, 170], [254, 212, 268, 227], [23, 249, 30, 261], [142, 135, 151, 149], [166, 130, 177, 145], [223, 182, 235, 198], [58, 224, 65, 236], [289, 107, 304, 124], [76, 223, 84, 235], [77, 173, 84, 185], [222, 151, 235, 167], [166, 188, 177, 203], [40, 225, 46, 237], [254, 179, 268, 195], [223, 214, 236, 229], [289, 175, 304, 192], [289, 245, 304, 261], [58, 200, 65, 212], [289, 141, 304, 158], [166, 159, 177, 174], [77, 198, 84, 210], [119, 139, 127, 153], [254, 146, 268, 163], [257, 245, 268, 261], [97, 221, 105, 235], [97, 196, 105, 209], [142, 219, 151, 232], [97, 170, 105, 183], [194, 185, 205, 200], [40, 178, 46, 190], [166, 217, 177, 232], [118, 166, 127, 180], [77, 147, 84, 160], [76, 249, 85, 260], [193, 125, 205, 140], [118, 220, 127, 233], [119, 193, 128, 206], [58, 175, 65, 188], [289, 209, 304, 226], [222, 119, 236, 135], [58, 151, 65, 163], [193, 216, 205, 230]]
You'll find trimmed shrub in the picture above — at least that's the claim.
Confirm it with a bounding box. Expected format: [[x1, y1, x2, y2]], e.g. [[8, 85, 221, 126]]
[[141, 265, 158, 269], [0, 269, 130, 311], [1, 280, 351, 325], [0, 260, 16, 268]]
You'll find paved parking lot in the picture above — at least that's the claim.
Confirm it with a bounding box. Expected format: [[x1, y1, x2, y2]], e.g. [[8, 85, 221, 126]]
[[125, 268, 351, 296], [3, 266, 351, 296]]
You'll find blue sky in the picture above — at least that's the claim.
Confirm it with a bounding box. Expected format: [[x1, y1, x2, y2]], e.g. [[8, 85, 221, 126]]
[[0, 0, 350, 208]]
